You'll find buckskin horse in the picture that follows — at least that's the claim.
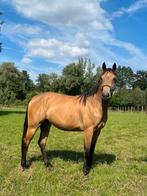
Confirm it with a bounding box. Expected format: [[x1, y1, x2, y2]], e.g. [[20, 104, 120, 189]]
[[21, 62, 117, 175]]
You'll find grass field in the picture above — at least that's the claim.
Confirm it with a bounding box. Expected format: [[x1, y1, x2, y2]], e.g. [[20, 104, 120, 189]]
[[0, 108, 147, 196]]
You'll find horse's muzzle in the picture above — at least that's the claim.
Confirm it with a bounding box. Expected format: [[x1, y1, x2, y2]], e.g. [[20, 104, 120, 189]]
[[102, 91, 111, 101]]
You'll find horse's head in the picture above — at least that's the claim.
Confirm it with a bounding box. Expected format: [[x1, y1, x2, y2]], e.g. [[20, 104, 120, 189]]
[[99, 62, 117, 101]]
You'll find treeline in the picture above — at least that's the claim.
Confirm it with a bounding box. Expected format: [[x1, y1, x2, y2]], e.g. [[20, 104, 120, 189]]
[[0, 60, 147, 111]]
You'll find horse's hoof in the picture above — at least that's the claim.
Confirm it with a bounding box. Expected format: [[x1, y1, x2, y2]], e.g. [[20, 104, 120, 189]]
[[45, 162, 53, 171], [20, 166, 25, 171], [83, 166, 91, 176], [20, 164, 28, 171]]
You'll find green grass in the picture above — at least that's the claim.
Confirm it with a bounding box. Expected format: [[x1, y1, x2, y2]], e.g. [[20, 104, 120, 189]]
[[0, 108, 147, 196]]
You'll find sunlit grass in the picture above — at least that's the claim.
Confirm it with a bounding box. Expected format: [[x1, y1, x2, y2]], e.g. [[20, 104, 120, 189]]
[[0, 108, 147, 195]]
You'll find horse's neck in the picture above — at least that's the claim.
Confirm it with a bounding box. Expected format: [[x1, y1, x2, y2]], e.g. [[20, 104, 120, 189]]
[[94, 90, 109, 113]]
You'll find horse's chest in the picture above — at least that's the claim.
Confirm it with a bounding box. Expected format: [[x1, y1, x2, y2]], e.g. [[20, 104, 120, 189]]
[[84, 104, 108, 130], [97, 119, 106, 129], [95, 113, 107, 129]]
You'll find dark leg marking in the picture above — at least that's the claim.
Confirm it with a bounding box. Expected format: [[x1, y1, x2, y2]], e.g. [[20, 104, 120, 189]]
[[21, 127, 37, 170], [83, 129, 101, 175], [21, 140, 28, 169], [38, 120, 52, 169]]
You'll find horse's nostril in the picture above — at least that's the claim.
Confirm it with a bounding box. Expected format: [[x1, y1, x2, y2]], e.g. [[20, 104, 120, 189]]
[[102, 91, 111, 100], [102, 92, 109, 98]]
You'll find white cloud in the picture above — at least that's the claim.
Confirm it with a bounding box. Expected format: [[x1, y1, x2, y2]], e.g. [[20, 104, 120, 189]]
[[4, 0, 114, 66], [4, 23, 42, 36], [23, 33, 90, 64], [126, 0, 147, 13], [3, 22, 43, 46], [111, 0, 147, 19], [21, 57, 32, 64], [10, 0, 113, 31]]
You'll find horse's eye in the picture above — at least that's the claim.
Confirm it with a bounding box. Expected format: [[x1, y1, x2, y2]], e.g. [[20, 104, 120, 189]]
[[113, 78, 117, 82]]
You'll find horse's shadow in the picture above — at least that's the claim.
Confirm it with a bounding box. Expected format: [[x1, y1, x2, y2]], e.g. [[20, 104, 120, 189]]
[[28, 150, 116, 168]]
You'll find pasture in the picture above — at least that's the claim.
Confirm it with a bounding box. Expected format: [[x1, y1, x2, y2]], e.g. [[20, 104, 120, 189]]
[[0, 108, 146, 196]]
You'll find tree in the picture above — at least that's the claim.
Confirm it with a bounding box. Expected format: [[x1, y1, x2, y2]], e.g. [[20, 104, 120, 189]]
[[144, 89, 147, 113], [131, 87, 145, 110], [0, 62, 27, 104], [36, 72, 60, 92], [48, 73, 60, 92], [60, 58, 96, 95], [21, 70, 34, 92], [80, 58, 96, 93], [60, 62, 84, 95], [116, 66, 134, 89], [133, 71, 147, 90], [36, 74, 50, 92]]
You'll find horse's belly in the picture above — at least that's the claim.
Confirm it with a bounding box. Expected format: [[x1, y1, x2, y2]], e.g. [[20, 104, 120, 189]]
[[51, 120, 83, 131], [46, 109, 83, 131], [53, 123, 83, 132]]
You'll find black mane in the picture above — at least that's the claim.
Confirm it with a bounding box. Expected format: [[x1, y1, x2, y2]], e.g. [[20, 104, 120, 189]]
[[78, 80, 100, 105]]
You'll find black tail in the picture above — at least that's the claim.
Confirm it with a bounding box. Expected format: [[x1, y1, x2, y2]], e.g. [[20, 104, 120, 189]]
[[23, 107, 28, 138]]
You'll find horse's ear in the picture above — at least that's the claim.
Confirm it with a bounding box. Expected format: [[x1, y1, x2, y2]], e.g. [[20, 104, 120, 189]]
[[102, 62, 106, 71], [112, 63, 116, 71]]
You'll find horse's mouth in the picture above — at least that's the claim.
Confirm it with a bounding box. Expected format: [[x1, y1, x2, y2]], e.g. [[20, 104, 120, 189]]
[[102, 95, 111, 101]]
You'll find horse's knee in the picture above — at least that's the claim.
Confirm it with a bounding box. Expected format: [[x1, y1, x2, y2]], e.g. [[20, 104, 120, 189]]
[[22, 137, 30, 147], [23, 127, 37, 145], [38, 131, 48, 149]]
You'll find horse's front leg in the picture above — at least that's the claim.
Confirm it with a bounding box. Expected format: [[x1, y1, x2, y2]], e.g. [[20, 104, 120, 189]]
[[83, 128, 101, 175]]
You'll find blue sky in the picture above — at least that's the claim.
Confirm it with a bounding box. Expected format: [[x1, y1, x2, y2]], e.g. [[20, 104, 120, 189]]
[[0, 0, 147, 81]]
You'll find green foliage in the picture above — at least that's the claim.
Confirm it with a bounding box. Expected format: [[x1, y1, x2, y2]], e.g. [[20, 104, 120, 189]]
[[131, 87, 146, 107], [36, 73, 51, 92], [21, 70, 34, 92], [60, 58, 98, 95], [48, 73, 60, 92], [0, 62, 25, 102], [81, 59, 97, 93], [63, 59, 85, 94], [0, 60, 146, 109], [23, 91, 39, 105], [116, 65, 134, 88], [0, 88, 16, 105], [0, 62, 34, 105], [112, 87, 132, 107], [0, 109, 146, 195], [36, 73, 60, 93], [133, 71, 147, 90], [60, 61, 84, 95], [112, 87, 146, 108], [144, 89, 147, 105]]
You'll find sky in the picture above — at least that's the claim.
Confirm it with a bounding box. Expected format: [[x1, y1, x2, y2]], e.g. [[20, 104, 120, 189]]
[[0, 0, 147, 81]]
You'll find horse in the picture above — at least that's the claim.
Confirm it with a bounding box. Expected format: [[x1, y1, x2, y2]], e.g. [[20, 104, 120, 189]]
[[21, 62, 117, 175]]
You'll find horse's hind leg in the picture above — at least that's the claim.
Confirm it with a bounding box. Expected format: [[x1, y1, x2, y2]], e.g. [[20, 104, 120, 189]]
[[38, 120, 52, 168], [21, 126, 37, 169]]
